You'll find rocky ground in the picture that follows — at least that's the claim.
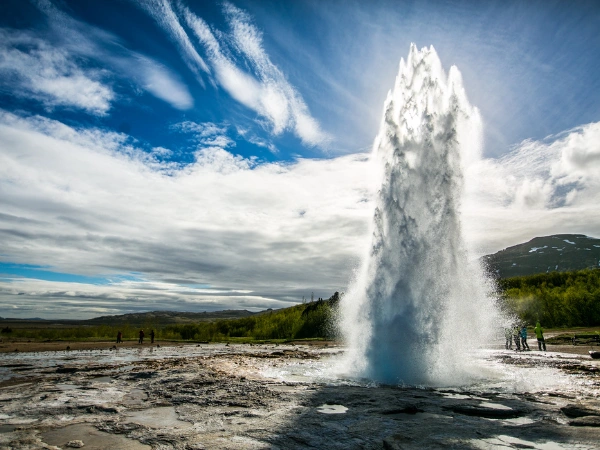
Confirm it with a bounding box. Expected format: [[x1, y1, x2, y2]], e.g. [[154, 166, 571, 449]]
[[0, 343, 599, 449]]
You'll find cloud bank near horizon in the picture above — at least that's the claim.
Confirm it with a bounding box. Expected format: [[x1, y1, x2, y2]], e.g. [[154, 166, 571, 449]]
[[0, 109, 367, 318], [1, 107, 600, 318]]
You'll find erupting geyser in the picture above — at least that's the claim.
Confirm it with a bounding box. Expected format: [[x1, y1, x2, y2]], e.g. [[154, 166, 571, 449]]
[[340, 44, 499, 386]]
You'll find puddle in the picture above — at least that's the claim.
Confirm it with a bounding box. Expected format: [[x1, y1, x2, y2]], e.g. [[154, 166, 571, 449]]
[[317, 404, 348, 414], [419, 412, 453, 420], [0, 382, 32, 390], [55, 383, 81, 391], [478, 402, 513, 410], [124, 406, 192, 428], [0, 424, 15, 433], [441, 393, 487, 401], [441, 393, 472, 399], [269, 384, 299, 392], [42, 423, 151, 449], [91, 376, 112, 383], [500, 417, 537, 425]]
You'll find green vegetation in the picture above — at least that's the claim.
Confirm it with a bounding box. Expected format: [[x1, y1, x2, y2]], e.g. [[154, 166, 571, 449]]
[[1, 323, 159, 342], [1, 292, 341, 343], [163, 292, 340, 341], [499, 268, 600, 327]]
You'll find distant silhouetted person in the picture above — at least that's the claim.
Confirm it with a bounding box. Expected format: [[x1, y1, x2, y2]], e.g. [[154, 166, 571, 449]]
[[150, 329, 155, 344], [138, 329, 145, 344], [116, 331, 122, 344], [520, 325, 530, 351], [534, 322, 546, 351]]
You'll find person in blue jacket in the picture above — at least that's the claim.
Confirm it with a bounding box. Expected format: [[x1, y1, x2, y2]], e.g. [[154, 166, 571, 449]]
[[520, 325, 530, 351]]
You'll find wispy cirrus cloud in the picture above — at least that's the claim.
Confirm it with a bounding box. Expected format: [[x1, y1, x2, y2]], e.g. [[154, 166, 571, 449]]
[[15, 0, 194, 111], [134, 0, 211, 87], [133, 0, 330, 148], [181, 3, 330, 148], [0, 30, 114, 115]]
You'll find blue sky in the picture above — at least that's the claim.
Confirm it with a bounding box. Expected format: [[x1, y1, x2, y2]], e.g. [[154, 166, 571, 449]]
[[1, 0, 599, 318]]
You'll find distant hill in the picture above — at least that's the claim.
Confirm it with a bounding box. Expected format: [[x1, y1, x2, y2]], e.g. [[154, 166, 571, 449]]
[[0, 310, 256, 327], [82, 309, 256, 326], [483, 234, 600, 278]]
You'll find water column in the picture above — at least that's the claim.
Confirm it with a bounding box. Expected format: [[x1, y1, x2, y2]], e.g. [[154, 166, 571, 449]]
[[340, 44, 498, 386]]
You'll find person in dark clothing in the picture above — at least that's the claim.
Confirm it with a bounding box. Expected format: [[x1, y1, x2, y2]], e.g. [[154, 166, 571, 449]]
[[520, 325, 530, 351], [150, 329, 155, 344], [116, 331, 122, 344], [513, 325, 521, 351], [138, 329, 145, 344]]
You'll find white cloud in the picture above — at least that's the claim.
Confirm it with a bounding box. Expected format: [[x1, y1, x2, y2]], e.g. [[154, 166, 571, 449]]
[[462, 121, 600, 254], [0, 30, 114, 115], [173, 3, 330, 148], [0, 111, 371, 318], [172, 120, 235, 148], [223, 3, 330, 147], [172, 121, 227, 137], [2, 106, 599, 317], [134, 55, 194, 110], [133, 0, 211, 86], [27, 0, 194, 111]]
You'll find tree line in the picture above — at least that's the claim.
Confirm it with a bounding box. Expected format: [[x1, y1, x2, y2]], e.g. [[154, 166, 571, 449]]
[[498, 268, 600, 327], [163, 292, 340, 341]]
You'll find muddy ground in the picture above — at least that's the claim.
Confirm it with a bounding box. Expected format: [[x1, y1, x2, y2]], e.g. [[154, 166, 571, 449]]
[[0, 343, 599, 449]]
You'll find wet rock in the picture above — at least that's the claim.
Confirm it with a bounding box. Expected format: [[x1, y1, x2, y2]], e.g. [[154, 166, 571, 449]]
[[562, 405, 600, 418], [569, 416, 600, 427], [383, 433, 412, 450], [56, 367, 78, 374], [130, 371, 155, 379], [381, 405, 423, 415], [85, 405, 120, 414]]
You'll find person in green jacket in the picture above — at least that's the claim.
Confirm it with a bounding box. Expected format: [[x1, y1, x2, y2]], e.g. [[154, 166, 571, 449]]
[[534, 322, 546, 351]]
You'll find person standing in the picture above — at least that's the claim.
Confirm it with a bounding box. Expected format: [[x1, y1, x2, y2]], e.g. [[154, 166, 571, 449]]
[[150, 329, 155, 344], [138, 329, 145, 344], [504, 327, 513, 349], [520, 325, 530, 351], [116, 331, 122, 344], [534, 322, 546, 351], [513, 325, 521, 351]]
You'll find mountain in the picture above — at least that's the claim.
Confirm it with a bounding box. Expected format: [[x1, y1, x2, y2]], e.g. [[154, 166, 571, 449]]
[[482, 234, 600, 278], [81, 310, 256, 326], [0, 310, 256, 327]]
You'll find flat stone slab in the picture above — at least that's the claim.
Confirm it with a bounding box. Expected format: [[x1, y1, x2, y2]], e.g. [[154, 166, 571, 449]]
[[569, 416, 600, 427], [561, 405, 600, 418], [42, 423, 151, 449]]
